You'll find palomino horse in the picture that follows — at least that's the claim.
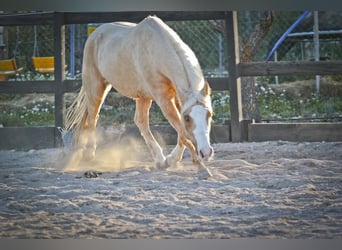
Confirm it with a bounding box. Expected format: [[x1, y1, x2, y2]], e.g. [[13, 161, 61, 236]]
[[64, 16, 214, 178]]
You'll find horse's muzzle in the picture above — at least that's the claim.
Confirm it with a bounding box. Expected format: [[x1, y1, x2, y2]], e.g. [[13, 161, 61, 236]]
[[199, 146, 214, 161]]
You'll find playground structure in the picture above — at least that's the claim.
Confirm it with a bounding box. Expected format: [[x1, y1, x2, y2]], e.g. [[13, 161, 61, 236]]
[[0, 58, 23, 80], [31, 56, 55, 73], [0, 11, 341, 150], [266, 11, 342, 89]]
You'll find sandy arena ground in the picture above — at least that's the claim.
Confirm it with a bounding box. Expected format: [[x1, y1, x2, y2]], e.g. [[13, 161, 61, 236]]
[[0, 135, 341, 238]]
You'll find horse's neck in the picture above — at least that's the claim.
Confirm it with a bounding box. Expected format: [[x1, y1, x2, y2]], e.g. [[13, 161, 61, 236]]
[[180, 91, 208, 114], [172, 53, 204, 101], [138, 17, 206, 107], [172, 76, 205, 105], [166, 53, 204, 105], [156, 21, 205, 103]]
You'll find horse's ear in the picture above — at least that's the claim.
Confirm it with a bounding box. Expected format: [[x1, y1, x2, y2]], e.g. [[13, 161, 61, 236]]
[[201, 81, 211, 96]]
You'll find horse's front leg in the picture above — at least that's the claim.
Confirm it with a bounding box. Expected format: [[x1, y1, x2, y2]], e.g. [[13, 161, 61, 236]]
[[154, 97, 187, 168], [156, 97, 212, 178], [179, 135, 213, 179], [134, 98, 166, 168], [165, 136, 185, 167]]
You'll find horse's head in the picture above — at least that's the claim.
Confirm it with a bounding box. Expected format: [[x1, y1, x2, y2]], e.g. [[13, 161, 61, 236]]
[[181, 81, 214, 161]]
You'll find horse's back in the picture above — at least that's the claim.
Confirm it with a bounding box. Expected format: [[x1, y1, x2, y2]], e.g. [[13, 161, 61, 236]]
[[85, 16, 175, 64], [82, 16, 202, 99], [83, 21, 141, 93], [83, 17, 173, 94]]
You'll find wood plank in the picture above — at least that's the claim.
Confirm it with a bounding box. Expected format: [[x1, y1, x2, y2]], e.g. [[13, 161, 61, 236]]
[[0, 11, 226, 27], [63, 79, 82, 92], [0, 125, 230, 150], [207, 77, 229, 91], [0, 78, 229, 94], [54, 12, 66, 129], [238, 61, 342, 76], [2, 122, 341, 149], [210, 124, 231, 143], [248, 123, 342, 142], [63, 78, 230, 93], [225, 11, 243, 142], [0, 127, 56, 150], [0, 81, 55, 93], [0, 12, 55, 26], [63, 11, 226, 24]]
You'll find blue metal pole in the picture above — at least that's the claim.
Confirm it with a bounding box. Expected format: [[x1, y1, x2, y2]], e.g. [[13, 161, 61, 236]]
[[265, 11, 310, 62], [70, 24, 75, 79]]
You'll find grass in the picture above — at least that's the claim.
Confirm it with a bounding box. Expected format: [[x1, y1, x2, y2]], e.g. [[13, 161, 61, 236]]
[[2, 90, 340, 127], [1, 74, 341, 127], [0, 109, 54, 127], [255, 82, 342, 121], [0, 99, 54, 127]]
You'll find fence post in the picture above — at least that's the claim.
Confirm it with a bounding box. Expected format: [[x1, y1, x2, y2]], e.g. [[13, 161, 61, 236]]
[[225, 11, 243, 142], [313, 11, 320, 93], [54, 12, 66, 146]]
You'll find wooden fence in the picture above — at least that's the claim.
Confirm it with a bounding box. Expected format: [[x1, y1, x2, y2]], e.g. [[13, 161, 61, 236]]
[[0, 11, 341, 150]]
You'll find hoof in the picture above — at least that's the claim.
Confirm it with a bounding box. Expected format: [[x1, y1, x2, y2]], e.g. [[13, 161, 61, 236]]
[[84, 171, 102, 178], [194, 159, 213, 180], [197, 167, 213, 180], [165, 155, 180, 169], [155, 160, 169, 170]]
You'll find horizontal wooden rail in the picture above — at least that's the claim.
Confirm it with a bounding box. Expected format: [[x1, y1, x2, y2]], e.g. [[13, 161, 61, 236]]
[[63, 79, 82, 92], [0, 11, 226, 26], [0, 125, 231, 150], [0, 12, 55, 26], [0, 81, 56, 93], [0, 127, 57, 150], [238, 61, 342, 76], [0, 77, 229, 94], [63, 11, 227, 24], [207, 77, 230, 91], [248, 123, 342, 142], [0, 80, 80, 93]]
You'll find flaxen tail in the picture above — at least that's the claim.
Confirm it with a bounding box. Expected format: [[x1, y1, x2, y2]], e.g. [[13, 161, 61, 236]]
[[64, 86, 88, 146]]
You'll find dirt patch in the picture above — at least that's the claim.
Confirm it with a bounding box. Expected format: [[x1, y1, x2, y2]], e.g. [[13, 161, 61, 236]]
[[0, 140, 341, 238]]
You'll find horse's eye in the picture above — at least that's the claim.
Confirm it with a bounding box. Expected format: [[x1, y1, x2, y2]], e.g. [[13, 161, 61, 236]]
[[184, 115, 190, 122]]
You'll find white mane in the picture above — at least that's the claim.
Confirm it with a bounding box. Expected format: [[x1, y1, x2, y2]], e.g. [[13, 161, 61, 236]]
[[143, 16, 205, 93]]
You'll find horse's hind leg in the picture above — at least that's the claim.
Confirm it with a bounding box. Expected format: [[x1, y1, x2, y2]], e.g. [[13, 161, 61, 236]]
[[134, 98, 166, 168], [82, 73, 110, 160]]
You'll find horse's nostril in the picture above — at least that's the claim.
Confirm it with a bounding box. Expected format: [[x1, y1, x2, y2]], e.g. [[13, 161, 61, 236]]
[[210, 147, 214, 156], [200, 150, 205, 158]]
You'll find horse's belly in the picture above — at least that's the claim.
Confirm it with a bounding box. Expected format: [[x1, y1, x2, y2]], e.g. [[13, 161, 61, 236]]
[[97, 43, 163, 100], [109, 78, 153, 99], [101, 61, 160, 100]]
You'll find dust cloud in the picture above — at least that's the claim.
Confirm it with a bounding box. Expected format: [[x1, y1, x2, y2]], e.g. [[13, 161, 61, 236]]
[[57, 126, 165, 173]]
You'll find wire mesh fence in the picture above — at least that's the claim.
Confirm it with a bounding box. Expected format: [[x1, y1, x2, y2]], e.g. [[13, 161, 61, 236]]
[[1, 11, 341, 76], [0, 11, 341, 126]]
